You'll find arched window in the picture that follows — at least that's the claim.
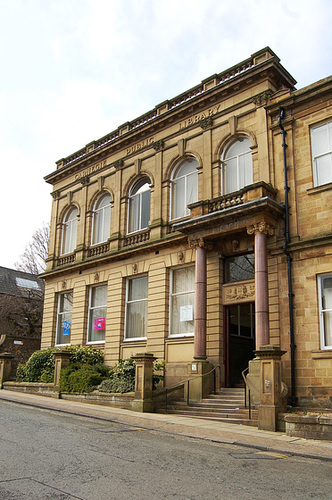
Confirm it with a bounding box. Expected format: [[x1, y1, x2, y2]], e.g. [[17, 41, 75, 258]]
[[91, 193, 111, 245], [171, 157, 198, 220], [222, 136, 253, 194], [128, 177, 151, 233], [61, 206, 78, 255]]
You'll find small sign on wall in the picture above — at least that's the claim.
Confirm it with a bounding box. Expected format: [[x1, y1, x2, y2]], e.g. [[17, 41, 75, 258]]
[[94, 318, 105, 331], [14, 340, 23, 346], [191, 363, 198, 374], [63, 320, 70, 337], [180, 305, 193, 322]]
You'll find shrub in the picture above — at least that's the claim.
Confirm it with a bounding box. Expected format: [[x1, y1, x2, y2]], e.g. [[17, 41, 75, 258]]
[[59, 363, 108, 393], [98, 357, 165, 394], [16, 345, 104, 383], [16, 347, 56, 382]]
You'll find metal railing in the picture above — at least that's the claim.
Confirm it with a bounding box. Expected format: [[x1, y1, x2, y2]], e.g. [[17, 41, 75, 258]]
[[241, 366, 252, 420], [156, 365, 221, 412]]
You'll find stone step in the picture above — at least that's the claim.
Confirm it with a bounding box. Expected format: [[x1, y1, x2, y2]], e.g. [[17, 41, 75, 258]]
[[164, 410, 257, 427]]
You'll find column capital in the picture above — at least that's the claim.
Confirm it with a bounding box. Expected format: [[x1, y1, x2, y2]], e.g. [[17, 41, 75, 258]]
[[188, 237, 213, 251], [247, 222, 274, 236]]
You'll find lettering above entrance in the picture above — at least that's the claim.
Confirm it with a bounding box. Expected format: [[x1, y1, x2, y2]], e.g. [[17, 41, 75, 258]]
[[223, 280, 255, 304]]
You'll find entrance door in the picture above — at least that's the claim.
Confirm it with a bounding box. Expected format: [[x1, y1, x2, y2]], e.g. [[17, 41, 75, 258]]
[[224, 303, 255, 387]]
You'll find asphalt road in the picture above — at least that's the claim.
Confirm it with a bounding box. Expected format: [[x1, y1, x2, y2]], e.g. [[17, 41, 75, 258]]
[[0, 400, 331, 500]]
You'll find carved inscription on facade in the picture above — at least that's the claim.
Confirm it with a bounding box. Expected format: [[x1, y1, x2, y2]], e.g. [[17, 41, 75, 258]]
[[126, 138, 155, 156], [179, 104, 221, 130], [222, 281, 255, 305], [75, 160, 107, 181]]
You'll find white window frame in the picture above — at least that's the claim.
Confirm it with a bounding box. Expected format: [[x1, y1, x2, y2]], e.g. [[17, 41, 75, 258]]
[[318, 274, 332, 350], [221, 136, 253, 194], [87, 284, 107, 344], [310, 120, 332, 187], [55, 291, 73, 346], [124, 275, 148, 341], [170, 158, 198, 220], [127, 178, 151, 234], [61, 206, 78, 255], [91, 193, 112, 246], [169, 266, 195, 338]]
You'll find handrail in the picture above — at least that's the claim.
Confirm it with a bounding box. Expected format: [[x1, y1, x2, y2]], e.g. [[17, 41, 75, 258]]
[[157, 365, 221, 412], [241, 366, 252, 420]]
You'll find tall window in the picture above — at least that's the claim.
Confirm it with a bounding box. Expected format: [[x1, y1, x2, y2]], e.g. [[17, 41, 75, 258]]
[[128, 177, 151, 233], [311, 120, 332, 187], [87, 284, 107, 343], [56, 291, 73, 345], [61, 206, 78, 255], [318, 274, 332, 349], [91, 193, 111, 245], [169, 266, 195, 337], [222, 136, 253, 194], [171, 158, 198, 220], [125, 276, 148, 340]]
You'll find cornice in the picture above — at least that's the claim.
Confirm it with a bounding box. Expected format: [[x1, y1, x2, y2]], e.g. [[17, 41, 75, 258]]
[[45, 48, 296, 185]]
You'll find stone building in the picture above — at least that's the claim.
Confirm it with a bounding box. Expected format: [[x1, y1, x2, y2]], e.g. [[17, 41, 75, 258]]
[[0, 267, 44, 375], [40, 47, 332, 408]]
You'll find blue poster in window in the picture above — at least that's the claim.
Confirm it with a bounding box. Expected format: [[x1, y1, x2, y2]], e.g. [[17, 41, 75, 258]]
[[63, 320, 70, 337]]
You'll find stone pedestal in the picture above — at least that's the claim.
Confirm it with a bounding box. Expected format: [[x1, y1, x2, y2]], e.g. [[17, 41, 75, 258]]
[[185, 360, 214, 402], [54, 350, 72, 391], [132, 353, 156, 412], [256, 345, 287, 431], [0, 353, 14, 388], [246, 357, 261, 406]]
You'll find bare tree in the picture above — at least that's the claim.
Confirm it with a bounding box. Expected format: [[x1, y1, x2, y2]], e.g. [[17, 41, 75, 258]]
[[15, 223, 50, 275]]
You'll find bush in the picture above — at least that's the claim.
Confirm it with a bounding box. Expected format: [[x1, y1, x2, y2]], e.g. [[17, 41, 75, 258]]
[[16, 347, 56, 382], [59, 363, 108, 393], [16, 345, 104, 383], [97, 358, 165, 394]]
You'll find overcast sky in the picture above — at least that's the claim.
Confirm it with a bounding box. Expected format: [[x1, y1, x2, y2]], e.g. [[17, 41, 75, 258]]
[[0, 0, 331, 271]]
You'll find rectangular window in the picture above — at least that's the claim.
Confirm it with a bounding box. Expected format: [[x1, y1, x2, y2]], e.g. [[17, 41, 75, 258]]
[[311, 120, 332, 187], [318, 275, 332, 349], [87, 284, 107, 343], [170, 266, 195, 337], [56, 291, 73, 345], [224, 254, 255, 283], [125, 276, 148, 340]]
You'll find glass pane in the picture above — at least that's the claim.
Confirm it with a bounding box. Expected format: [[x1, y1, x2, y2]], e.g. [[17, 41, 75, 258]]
[[56, 312, 72, 344], [173, 267, 195, 294], [225, 157, 237, 193], [128, 276, 148, 301], [315, 154, 332, 186], [88, 306, 106, 342], [141, 189, 150, 229], [126, 301, 147, 338], [91, 285, 107, 307], [229, 306, 239, 335], [173, 176, 186, 218], [103, 204, 111, 240], [171, 293, 194, 335], [239, 151, 253, 188], [322, 277, 332, 310], [225, 254, 255, 282], [186, 171, 198, 206], [177, 158, 198, 177], [128, 195, 139, 232], [60, 292, 73, 312], [324, 311, 332, 347], [311, 125, 329, 157]]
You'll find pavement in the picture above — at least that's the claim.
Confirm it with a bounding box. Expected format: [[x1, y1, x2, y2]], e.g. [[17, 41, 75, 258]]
[[0, 389, 331, 462]]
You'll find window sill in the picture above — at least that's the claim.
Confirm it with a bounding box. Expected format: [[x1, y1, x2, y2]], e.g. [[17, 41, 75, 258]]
[[307, 182, 332, 195], [123, 337, 147, 343], [166, 335, 194, 343], [311, 349, 332, 359], [86, 341, 105, 345]]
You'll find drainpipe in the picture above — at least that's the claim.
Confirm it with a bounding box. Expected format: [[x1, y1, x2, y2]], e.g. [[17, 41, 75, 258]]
[[278, 107, 297, 407]]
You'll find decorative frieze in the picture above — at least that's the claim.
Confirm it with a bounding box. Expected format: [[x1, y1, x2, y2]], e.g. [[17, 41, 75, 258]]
[[152, 139, 165, 151], [188, 237, 213, 251], [200, 116, 213, 130], [253, 90, 274, 107]]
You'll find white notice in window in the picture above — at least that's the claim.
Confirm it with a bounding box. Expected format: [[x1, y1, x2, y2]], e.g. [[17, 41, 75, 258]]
[[180, 305, 193, 322]]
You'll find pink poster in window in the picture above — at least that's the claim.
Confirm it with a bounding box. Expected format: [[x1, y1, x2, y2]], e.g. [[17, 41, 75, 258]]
[[94, 318, 105, 330]]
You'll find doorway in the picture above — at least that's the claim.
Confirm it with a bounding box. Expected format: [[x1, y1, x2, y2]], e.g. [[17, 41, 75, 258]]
[[224, 303, 255, 387]]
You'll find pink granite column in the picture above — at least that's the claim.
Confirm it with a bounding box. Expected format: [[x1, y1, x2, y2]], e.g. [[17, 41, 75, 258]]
[[194, 240, 207, 359], [247, 223, 274, 350]]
